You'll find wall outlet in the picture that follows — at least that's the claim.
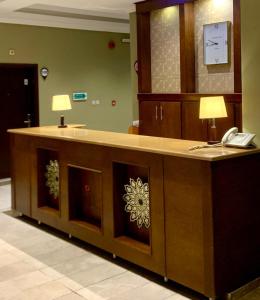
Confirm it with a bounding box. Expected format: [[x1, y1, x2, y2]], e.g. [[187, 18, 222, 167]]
[[92, 100, 100, 105]]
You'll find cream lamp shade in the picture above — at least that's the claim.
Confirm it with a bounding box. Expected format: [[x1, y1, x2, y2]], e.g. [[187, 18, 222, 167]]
[[199, 96, 227, 119], [52, 95, 72, 111], [52, 95, 72, 128]]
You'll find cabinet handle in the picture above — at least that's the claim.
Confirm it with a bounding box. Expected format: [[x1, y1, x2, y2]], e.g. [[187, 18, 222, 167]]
[[160, 105, 163, 120], [155, 105, 158, 120]]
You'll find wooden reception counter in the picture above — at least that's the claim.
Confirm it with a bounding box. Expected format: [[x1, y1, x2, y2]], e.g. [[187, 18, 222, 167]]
[[8, 127, 260, 299]]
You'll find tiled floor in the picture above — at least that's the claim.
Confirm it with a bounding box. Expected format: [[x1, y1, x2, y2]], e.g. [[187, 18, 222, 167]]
[[0, 184, 259, 300]]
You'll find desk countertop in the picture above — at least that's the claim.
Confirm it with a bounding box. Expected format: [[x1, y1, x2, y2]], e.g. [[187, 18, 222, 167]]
[[8, 126, 260, 161]]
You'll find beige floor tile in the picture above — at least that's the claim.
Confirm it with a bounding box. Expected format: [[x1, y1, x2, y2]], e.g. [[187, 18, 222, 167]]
[[53, 252, 107, 276], [0, 261, 36, 282], [41, 266, 65, 280], [1, 229, 57, 250], [109, 282, 174, 300], [36, 244, 86, 267], [55, 292, 86, 300], [22, 256, 47, 269], [77, 288, 106, 300], [21, 280, 71, 300], [165, 294, 191, 300], [57, 276, 83, 292], [11, 270, 51, 290], [68, 261, 126, 287], [0, 280, 22, 300], [87, 271, 149, 299], [0, 252, 21, 268], [22, 237, 71, 257]]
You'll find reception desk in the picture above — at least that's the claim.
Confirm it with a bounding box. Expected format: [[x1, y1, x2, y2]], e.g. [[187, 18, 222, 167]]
[[8, 127, 260, 299]]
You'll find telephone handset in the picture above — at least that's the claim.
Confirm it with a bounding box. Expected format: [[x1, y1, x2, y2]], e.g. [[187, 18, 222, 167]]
[[222, 127, 256, 148]]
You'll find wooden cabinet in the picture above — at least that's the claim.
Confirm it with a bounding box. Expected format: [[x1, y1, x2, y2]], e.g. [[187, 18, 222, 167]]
[[182, 101, 239, 141], [139, 94, 242, 141], [139, 101, 181, 138]]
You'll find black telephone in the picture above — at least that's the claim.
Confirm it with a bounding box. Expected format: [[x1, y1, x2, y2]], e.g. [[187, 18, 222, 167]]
[[221, 127, 256, 148]]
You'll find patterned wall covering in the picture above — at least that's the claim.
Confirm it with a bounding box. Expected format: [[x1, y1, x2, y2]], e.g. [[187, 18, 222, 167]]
[[150, 7, 181, 93], [195, 0, 234, 93], [150, 0, 234, 93]]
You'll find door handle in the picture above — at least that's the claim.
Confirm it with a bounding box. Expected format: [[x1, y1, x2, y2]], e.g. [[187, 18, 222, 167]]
[[24, 114, 31, 127], [155, 105, 158, 121], [160, 105, 163, 121]]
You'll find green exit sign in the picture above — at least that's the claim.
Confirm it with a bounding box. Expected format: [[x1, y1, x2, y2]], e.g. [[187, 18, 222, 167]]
[[72, 92, 88, 101]]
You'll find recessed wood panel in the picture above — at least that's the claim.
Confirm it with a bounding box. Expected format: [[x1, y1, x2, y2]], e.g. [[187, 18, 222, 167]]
[[68, 166, 102, 231], [37, 148, 59, 212], [113, 163, 150, 246]]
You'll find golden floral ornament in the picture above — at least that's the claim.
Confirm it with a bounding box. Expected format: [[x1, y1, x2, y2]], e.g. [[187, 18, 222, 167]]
[[45, 160, 59, 199], [123, 177, 150, 229]]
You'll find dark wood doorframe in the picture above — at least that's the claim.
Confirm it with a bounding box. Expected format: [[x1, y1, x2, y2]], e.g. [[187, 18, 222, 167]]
[[0, 63, 39, 126], [0, 63, 39, 178]]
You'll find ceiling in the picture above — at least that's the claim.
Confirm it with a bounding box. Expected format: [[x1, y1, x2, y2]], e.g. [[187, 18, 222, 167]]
[[0, 0, 142, 33]]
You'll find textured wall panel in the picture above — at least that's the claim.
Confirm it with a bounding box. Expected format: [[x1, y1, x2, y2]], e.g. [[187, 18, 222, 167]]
[[150, 7, 181, 93], [195, 0, 234, 93]]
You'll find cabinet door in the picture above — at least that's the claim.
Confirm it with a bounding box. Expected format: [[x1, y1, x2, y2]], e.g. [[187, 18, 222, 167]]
[[160, 102, 181, 138], [139, 101, 161, 137], [182, 102, 208, 141]]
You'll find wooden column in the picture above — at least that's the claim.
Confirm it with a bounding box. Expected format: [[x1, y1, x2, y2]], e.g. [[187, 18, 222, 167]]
[[179, 2, 195, 93], [233, 0, 241, 93], [136, 12, 151, 93]]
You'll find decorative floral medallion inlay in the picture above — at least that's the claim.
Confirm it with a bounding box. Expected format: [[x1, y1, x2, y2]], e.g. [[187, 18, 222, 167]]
[[123, 177, 150, 229], [45, 160, 59, 199]]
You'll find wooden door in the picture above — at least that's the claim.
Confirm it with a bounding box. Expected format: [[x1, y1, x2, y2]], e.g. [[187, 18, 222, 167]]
[[139, 101, 161, 137], [0, 64, 39, 178], [160, 102, 181, 138]]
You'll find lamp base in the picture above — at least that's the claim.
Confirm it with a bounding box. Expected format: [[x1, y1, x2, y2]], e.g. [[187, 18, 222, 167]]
[[207, 140, 220, 145], [58, 115, 68, 128]]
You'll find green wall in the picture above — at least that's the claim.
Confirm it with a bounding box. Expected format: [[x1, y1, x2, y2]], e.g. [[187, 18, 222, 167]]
[[0, 23, 132, 133], [241, 0, 260, 145]]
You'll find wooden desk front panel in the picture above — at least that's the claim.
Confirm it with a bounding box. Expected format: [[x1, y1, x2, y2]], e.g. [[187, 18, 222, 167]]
[[164, 157, 213, 295], [164, 154, 260, 298], [10, 134, 31, 216], [12, 134, 166, 275]]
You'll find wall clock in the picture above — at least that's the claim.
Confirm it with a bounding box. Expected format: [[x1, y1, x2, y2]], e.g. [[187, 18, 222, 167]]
[[203, 21, 230, 65]]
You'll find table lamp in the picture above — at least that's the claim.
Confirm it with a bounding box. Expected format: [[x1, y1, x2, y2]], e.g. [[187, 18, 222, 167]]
[[52, 95, 72, 128], [199, 96, 227, 144]]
